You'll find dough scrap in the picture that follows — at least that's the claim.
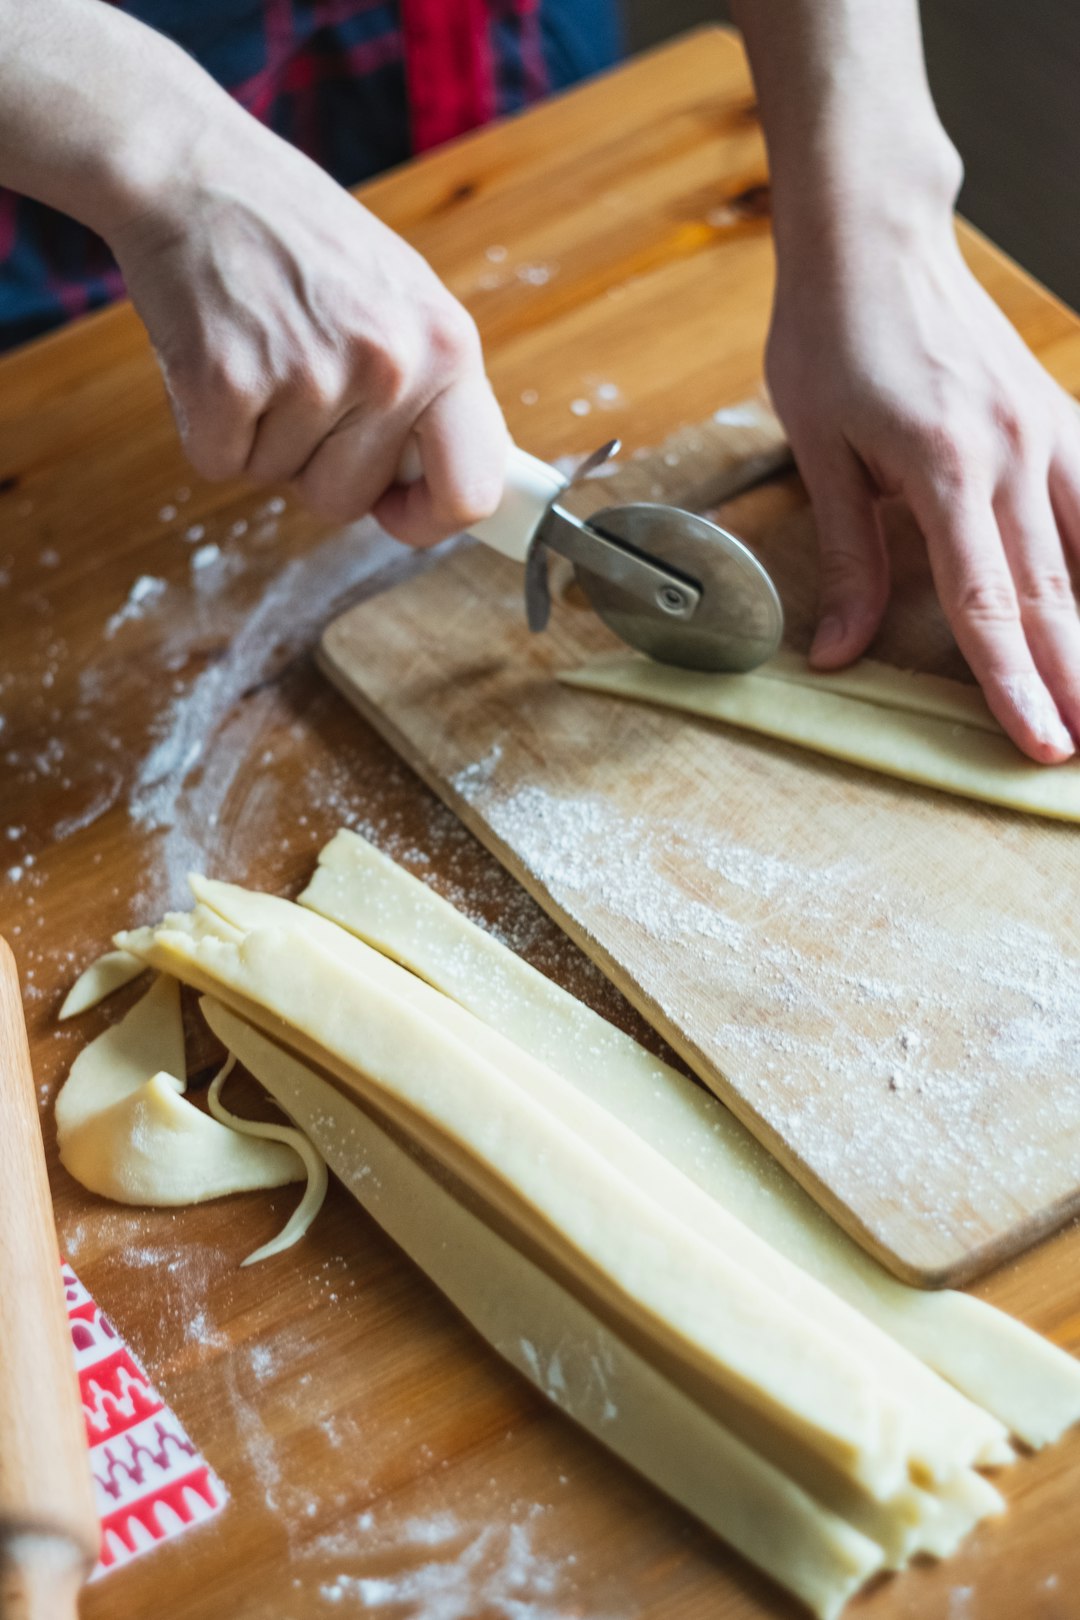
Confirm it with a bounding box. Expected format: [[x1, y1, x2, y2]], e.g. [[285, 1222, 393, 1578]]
[[59, 949, 147, 1018], [197, 998, 886, 1620], [300, 829, 1080, 1450], [120, 882, 1021, 1503], [55, 975, 306, 1213], [57, 974, 186, 1138], [207, 1056, 329, 1266], [560, 652, 1080, 820]]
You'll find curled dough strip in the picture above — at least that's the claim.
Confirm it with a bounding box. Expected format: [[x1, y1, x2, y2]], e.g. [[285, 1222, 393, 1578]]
[[207, 1054, 329, 1267]]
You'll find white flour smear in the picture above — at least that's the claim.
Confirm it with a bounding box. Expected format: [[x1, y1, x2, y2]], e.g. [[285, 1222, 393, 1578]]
[[312, 1503, 611, 1620], [127, 519, 434, 907], [451, 774, 1080, 1236]]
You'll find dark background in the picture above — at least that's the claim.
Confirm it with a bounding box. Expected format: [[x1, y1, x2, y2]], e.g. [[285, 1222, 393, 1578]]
[[624, 1, 1080, 311]]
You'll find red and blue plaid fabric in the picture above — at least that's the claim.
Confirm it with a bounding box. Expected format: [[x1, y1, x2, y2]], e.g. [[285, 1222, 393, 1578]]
[[0, 0, 620, 351]]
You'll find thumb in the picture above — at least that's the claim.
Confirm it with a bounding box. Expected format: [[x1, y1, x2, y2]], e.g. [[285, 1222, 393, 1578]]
[[803, 452, 891, 668]]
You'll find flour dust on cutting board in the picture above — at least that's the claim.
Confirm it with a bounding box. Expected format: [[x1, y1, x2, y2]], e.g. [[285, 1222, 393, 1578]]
[[453, 758, 1080, 1238]]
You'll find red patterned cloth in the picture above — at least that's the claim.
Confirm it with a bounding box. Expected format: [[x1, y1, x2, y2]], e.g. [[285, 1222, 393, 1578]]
[[0, 0, 620, 352], [64, 1262, 227, 1575]]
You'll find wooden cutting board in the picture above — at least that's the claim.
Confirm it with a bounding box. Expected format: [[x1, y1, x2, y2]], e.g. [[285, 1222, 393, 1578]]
[[320, 436, 1080, 1289]]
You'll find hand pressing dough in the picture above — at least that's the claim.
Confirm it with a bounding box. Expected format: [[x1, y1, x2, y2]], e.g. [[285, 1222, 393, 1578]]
[[300, 829, 1080, 1450], [560, 652, 1080, 820], [121, 883, 1016, 1501], [198, 998, 924, 1620], [59, 949, 147, 1018], [55, 975, 306, 1210]]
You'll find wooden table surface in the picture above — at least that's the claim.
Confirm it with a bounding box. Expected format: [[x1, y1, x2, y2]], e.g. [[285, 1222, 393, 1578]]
[[2, 27, 1078, 1620]]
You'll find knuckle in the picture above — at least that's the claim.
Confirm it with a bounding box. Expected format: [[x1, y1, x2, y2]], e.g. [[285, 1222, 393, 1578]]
[[428, 303, 480, 374], [953, 576, 1019, 625], [919, 424, 977, 495], [362, 340, 411, 408], [817, 545, 870, 594], [208, 354, 263, 415], [1016, 566, 1077, 615], [990, 401, 1027, 457], [293, 467, 353, 524], [294, 357, 345, 415]]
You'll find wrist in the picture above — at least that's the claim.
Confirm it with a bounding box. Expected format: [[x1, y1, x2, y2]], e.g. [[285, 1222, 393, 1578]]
[[74, 36, 237, 241], [770, 112, 963, 274]]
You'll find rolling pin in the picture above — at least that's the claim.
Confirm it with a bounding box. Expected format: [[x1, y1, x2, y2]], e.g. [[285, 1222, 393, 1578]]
[[0, 938, 98, 1619]]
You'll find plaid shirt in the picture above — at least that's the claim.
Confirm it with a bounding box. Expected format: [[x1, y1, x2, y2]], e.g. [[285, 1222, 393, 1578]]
[[0, 0, 620, 351]]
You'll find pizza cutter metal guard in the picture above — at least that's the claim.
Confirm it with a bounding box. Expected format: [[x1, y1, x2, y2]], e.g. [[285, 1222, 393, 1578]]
[[400, 438, 783, 673]]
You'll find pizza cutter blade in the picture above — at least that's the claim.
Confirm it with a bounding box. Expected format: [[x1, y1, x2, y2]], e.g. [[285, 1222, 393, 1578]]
[[397, 436, 784, 673], [523, 441, 783, 673], [568, 503, 782, 674]]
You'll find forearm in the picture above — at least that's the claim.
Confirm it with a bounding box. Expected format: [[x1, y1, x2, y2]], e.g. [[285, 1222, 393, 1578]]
[[0, 0, 231, 237], [731, 0, 962, 262]]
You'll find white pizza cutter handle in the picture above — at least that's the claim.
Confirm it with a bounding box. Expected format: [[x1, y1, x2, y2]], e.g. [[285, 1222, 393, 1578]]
[[396, 439, 566, 562]]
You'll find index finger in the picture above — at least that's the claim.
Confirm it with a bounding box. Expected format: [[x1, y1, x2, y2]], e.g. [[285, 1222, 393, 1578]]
[[374, 374, 508, 549]]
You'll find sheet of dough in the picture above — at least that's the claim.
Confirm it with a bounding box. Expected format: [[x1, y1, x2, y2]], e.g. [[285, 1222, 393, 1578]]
[[755, 651, 1000, 731], [560, 654, 1080, 820], [120, 901, 932, 1500], [186, 880, 1008, 1485], [55, 975, 304, 1205], [197, 998, 913, 1620], [300, 829, 1080, 1448]]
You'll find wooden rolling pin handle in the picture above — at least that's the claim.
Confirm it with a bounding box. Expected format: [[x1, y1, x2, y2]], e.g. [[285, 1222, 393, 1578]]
[[0, 938, 98, 1618]]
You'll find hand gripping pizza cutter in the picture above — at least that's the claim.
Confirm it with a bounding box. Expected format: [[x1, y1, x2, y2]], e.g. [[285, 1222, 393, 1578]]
[[399, 438, 783, 673]]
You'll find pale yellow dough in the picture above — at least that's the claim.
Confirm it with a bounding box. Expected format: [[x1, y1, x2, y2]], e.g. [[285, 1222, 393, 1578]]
[[100, 844, 1080, 1616], [300, 830, 1080, 1450], [118, 878, 1035, 1506], [59, 948, 147, 1018], [207, 1056, 329, 1266], [560, 651, 1080, 820], [200, 999, 1003, 1619], [55, 975, 307, 1210], [201, 1000, 886, 1619]]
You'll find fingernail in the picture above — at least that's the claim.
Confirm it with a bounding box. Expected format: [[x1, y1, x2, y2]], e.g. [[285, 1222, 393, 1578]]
[[999, 674, 1075, 755]]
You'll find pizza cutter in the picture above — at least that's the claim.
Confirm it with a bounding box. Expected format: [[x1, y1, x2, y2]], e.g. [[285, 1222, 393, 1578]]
[[398, 438, 783, 673]]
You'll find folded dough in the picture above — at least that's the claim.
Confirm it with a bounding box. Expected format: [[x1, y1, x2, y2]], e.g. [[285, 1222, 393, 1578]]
[[79, 837, 1079, 1614], [119, 878, 1040, 1510], [299, 829, 1080, 1450], [200, 998, 1002, 1620], [560, 652, 1080, 820], [55, 974, 306, 1212]]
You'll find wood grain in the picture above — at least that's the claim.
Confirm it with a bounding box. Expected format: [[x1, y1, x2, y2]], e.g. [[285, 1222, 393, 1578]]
[[0, 940, 98, 1607], [318, 486, 1080, 1286], [1, 26, 1079, 1620]]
